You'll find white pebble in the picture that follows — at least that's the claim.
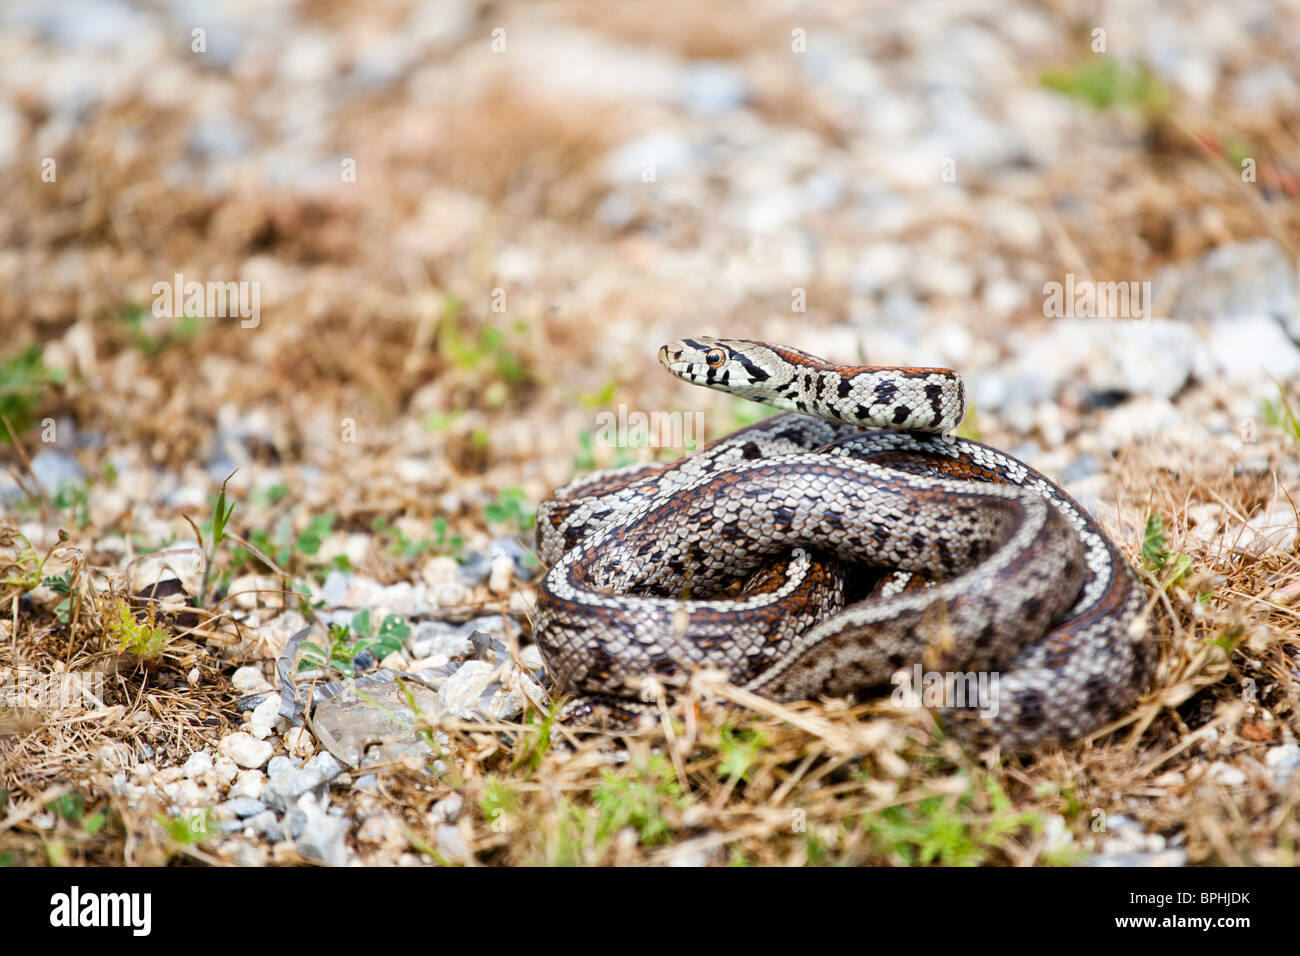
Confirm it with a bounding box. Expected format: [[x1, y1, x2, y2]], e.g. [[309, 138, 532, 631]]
[[283, 727, 315, 758], [182, 751, 213, 780], [434, 581, 469, 607], [218, 732, 273, 770], [422, 555, 460, 587], [229, 769, 266, 801], [231, 666, 273, 694], [213, 755, 240, 786], [1206, 762, 1247, 787], [488, 555, 515, 596], [246, 695, 281, 740], [377, 651, 407, 673]]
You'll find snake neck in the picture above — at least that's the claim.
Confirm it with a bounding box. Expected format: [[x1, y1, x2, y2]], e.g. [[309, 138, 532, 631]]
[[755, 362, 966, 435]]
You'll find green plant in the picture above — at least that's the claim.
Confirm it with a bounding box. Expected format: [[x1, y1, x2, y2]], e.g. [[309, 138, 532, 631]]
[[430, 516, 465, 558], [480, 776, 522, 829], [42, 571, 79, 625], [51, 479, 91, 528], [0, 346, 63, 440], [50, 791, 85, 824], [105, 597, 170, 659], [241, 512, 335, 572], [373, 516, 432, 560], [121, 303, 200, 356], [589, 752, 684, 847], [724, 394, 779, 432], [955, 401, 982, 442], [158, 809, 211, 846], [716, 726, 765, 784], [436, 297, 533, 405], [1142, 513, 1193, 588], [484, 487, 535, 533], [1040, 58, 1172, 114], [424, 409, 464, 433], [299, 611, 409, 677], [862, 777, 1047, 866], [513, 702, 560, 773], [536, 753, 686, 864], [1261, 382, 1300, 443], [571, 429, 639, 474], [195, 475, 237, 604]]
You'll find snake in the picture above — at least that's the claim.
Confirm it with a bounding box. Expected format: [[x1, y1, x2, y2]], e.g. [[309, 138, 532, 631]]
[[534, 337, 1154, 750]]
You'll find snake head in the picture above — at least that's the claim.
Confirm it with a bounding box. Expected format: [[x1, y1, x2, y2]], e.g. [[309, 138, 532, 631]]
[[660, 336, 800, 390]]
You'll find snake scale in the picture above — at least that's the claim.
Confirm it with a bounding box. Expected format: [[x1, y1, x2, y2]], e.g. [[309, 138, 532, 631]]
[[534, 337, 1155, 750]]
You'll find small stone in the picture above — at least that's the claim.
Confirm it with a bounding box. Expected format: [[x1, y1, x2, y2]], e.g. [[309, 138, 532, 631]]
[[437, 661, 497, 719], [263, 752, 345, 810], [422, 555, 460, 587], [456, 615, 519, 641], [430, 795, 464, 824], [283, 727, 315, 758], [490, 537, 537, 580], [161, 779, 205, 809], [231, 666, 272, 694], [1225, 505, 1298, 557], [221, 840, 268, 867], [457, 552, 492, 587], [287, 793, 352, 867], [1206, 762, 1247, 787], [218, 733, 272, 770], [244, 810, 283, 841], [680, 61, 749, 115], [267, 755, 300, 780], [407, 621, 466, 659], [488, 555, 515, 596], [28, 450, 83, 497], [1265, 744, 1300, 785], [1166, 239, 1297, 331], [245, 694, 281, 740], [488, 662, 547, 721], [183, 751, 213, 780], [603, 132, 691, 184], [434, 581, 469, 607], [229, 770, 266, 801], [379, 650, 410, 671], [357, 811, 405, 850], [1206, 315, 1300, 382], [320, 569, 353, 605], [222, 797, 269, 819], [435, 823, 472, 865]]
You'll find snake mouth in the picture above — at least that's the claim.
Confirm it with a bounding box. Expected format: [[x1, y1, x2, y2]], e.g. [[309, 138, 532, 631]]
[[658, 342, 686, 373]]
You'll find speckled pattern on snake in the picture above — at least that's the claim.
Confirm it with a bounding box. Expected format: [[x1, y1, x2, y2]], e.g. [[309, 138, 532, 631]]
[[534, 337, 1155, 750]]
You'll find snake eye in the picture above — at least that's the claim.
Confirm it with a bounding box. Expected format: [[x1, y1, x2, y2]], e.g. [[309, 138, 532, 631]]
[[705, 348, 726, 368]]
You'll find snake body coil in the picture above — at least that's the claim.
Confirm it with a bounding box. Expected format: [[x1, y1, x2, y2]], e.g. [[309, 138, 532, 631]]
[[535, 338, 1154, 750]]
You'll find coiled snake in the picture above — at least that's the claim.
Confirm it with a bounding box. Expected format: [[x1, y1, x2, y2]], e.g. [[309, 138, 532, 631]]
[[535, 337, 1154, 750]]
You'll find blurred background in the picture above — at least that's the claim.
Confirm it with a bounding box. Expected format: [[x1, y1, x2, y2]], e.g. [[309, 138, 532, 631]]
[[0, 0, 1297, 557]]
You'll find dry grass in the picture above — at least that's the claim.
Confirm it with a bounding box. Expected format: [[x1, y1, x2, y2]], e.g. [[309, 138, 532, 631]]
[[3, 419, 1299, 866]]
